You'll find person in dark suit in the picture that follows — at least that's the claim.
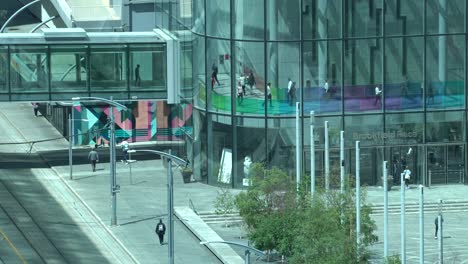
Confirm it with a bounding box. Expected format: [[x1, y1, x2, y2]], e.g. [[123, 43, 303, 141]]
[[155, 219, 166, 245], [135, 64, 141, 86]]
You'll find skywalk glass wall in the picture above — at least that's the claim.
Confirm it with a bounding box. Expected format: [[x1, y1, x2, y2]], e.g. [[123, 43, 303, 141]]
[[187, 0, 467, 187], [0, 43, 166, 101]]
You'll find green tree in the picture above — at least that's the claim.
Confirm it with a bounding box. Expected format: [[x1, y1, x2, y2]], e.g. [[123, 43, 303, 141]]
[[213, 188, 236, 227], [235, 163, 377, 263]]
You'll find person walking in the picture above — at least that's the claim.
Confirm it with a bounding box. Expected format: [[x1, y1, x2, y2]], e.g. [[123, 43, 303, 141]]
[[32, 102, 39, 117], [247, 71, 255, 94], [88, 148, 99, 172], [287, 78, 293, 104], [262, 82, 273, 107], [134, 64, 141, 86], [289, 81, 297, 106], [237, 81, 244, 105], [211, 62, 220, 89], [155, 219, 166, 245], [374, 85, 382, 106], [120, 139, 129, 164], [403, 166, 411, 190]]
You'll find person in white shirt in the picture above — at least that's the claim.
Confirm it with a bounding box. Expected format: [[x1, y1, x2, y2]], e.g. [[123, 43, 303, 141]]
[[262, 82, 272, 107], [403, 166, 411, 190], [287, 78, 293, 104], [237, 81, 244, 105], [324, 79, 329, 93], [239, 74, 246, 95], [374, 85, 382, 106]]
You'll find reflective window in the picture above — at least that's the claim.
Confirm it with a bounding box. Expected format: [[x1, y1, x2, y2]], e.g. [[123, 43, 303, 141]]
[[267, 0, 300, 41], [236, 116, 265, 187], [193, 36, 206, 110], [425, 35, 464, 110], [267, 42, 299, 115], [303, 0, 342, 40], [345, 114, 384, 146], [181, 42, 192, 91], [0, 46, 7, 93], [192, 0, 205, 34], [426, 111, 464, 143], [235, 41, 265, 115], [206, 0, 230, 38], [385, 112, 423, 145], [384, 37, 423, 112], [303, 40, 342, 114], [208, 113, 233, 185], [266, 117, 295, 170], [207, 39, 231, 112], [345, 0, 382, 37], [129, 44, 166, 91], [90, 45, 127, 91], [10, 46, 48, 92], [426, 0, 465, 34], [233, 0, 264, 40], [50, 45, 88, 92], [385, 0, 423, 36], [344, 39, 382, 113]]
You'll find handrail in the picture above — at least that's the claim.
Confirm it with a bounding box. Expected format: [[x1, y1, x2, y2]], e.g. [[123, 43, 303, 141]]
[[189, 199, 198, 215]]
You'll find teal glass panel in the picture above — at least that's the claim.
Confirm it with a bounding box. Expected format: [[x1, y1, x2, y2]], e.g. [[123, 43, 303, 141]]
[[207, 39, 231, 113], [50, 45, 87, 92], [129, 44, 166, 91], [90, 45, 127, 91], [426, 111, 464, 143], [425, 35, 464, 110], [10, 46, 48, 92], [303, 0, 342, 40], [385, 0, 423, 36], [233, 0, 264, 40], [385, 112, 424, 145], [267, 0, 300, 41], [384, 37, 423, 112], [0, 46, 7, 93], [193, 35, 206, 110], [206, 0, 230, 38], [345, 0, 383, 37], [427, 0, 465, 34]]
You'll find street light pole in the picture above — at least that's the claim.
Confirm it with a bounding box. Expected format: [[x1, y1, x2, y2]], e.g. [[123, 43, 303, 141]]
[[127, 149, 187, 264], [72, 96, 127, 226]]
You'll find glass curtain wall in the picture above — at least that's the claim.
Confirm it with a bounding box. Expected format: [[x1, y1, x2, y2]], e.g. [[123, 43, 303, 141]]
[[192, 0, 468, 187]]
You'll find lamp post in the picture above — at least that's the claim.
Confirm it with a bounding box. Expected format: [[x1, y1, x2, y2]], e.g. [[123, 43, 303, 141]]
[[200, 240, 266, 264], [68, 113, 88, 180], [72, 96, 128, 226], [127, 149, 187, 264]]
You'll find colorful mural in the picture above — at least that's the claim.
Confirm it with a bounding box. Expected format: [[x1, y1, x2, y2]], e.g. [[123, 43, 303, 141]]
[[71, 101, 193, 146]]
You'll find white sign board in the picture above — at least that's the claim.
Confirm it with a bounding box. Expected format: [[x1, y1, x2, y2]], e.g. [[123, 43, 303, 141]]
[[218, 148, 232, 184]]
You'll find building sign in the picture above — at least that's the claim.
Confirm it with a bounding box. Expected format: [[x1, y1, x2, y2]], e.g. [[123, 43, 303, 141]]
[[352, 130, 418, 141]]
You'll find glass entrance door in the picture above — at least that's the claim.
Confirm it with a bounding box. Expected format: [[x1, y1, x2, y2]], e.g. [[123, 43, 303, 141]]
[[427, 145, 464, 184]]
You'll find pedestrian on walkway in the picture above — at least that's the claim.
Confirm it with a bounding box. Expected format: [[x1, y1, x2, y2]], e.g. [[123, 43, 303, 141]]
[[88, 148, 99, 172], [120, 139, 129, 164], [134, 64, 141, 86], [32, 102, 39, 117], [374, 85, 382, 106], [262, 82, 273, 107], [155, 219, 166, 245], [434, 215, 444, 239], [403, 166, 411, 189]]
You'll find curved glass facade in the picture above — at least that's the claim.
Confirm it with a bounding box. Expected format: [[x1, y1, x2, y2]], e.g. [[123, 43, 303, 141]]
[[187, 0, 467, 187]]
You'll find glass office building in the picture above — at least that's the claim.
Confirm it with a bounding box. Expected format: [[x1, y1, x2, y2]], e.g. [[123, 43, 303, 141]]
[[181, 0, 467, 188]]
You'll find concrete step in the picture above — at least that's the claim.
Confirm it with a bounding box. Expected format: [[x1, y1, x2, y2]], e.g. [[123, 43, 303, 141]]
[[370, 201, 468, 215], [198, 211, 244, 225]]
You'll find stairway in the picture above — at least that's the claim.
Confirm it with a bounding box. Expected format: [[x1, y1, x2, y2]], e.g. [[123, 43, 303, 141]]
[[370, 201, 468, 215], [198, 211, 244, 225]]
